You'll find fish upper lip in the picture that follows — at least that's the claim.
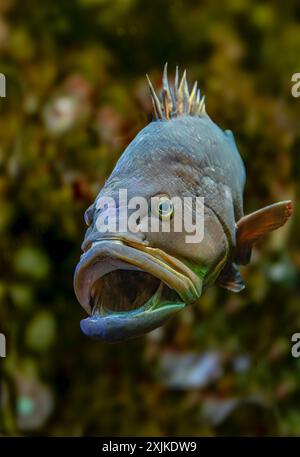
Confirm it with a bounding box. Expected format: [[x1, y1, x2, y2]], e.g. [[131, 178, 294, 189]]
[[74, 237, 203, 315], [81, 233, 149, 253]]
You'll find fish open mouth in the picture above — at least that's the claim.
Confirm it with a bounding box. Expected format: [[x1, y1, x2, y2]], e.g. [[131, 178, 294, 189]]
[[74, 239, 203, 341], [91, 270, 182, 313]]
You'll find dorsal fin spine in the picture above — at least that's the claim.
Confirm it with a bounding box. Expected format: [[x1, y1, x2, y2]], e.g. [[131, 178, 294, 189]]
[[146, 64, 207, 120]]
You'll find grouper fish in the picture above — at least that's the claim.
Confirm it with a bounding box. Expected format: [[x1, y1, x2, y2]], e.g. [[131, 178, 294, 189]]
[[74, 65, 293, 342]]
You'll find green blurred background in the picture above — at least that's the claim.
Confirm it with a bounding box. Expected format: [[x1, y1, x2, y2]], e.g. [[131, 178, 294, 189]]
[[0, 0, 300, 436]]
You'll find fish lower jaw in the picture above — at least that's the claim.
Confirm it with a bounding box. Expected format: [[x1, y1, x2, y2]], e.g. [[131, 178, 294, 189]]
[[80, 303, 186, 342]]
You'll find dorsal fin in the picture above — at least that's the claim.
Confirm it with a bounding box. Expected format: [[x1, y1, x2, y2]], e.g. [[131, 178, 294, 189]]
[[146, 63, 207, 120]]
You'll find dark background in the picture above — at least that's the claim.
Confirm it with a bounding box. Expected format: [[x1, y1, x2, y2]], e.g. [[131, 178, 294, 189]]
[[0, 0, 299, 436]]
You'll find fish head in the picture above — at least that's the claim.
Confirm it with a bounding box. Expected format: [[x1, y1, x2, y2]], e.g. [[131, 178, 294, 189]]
[[74, 117, 230, 342]]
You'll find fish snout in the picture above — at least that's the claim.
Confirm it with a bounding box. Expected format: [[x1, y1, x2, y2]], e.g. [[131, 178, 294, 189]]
[[81, 203, 148, 252]]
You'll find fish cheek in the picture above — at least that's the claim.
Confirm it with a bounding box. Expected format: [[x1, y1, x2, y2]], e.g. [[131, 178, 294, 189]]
[[142, 206, 228, 268], [178, 207, 229, 274], [145, 230, 186, 255], [195, 209, 229, 272]]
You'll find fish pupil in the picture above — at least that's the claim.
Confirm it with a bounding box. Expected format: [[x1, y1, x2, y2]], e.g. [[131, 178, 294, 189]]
[[159, 200, 173, 216]]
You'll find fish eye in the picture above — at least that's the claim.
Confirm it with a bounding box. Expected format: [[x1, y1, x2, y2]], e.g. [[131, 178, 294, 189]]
[[154, 196, 174, 220]]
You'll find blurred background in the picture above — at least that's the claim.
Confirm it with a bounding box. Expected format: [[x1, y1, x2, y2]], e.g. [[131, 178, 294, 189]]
[[0, 0, 300, 436]]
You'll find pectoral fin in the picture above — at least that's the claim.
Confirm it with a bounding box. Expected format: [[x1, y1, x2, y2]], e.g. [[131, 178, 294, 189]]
[[217, 261, 245, 292], [235, 200, 293, 265]]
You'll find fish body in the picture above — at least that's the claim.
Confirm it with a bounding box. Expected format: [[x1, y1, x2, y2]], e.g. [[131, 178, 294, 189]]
[[74, 65, 293, 342]]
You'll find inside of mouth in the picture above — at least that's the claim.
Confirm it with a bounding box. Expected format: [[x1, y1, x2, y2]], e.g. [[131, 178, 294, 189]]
[[90, 269, 180, 314]]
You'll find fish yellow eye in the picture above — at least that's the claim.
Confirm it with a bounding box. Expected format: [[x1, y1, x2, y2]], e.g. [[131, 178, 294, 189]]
[[157, 197, 174, 220]]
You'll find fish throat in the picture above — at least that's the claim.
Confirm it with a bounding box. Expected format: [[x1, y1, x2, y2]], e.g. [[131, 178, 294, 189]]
[[91, 269, 181, 315]]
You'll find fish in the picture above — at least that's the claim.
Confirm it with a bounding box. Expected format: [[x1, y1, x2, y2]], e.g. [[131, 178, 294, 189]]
[[74, 64, 293, 342]]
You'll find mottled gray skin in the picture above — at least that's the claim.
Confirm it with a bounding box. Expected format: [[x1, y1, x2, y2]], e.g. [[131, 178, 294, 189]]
[[74, 114, 246, 341], [109, 115, 245, 240]]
